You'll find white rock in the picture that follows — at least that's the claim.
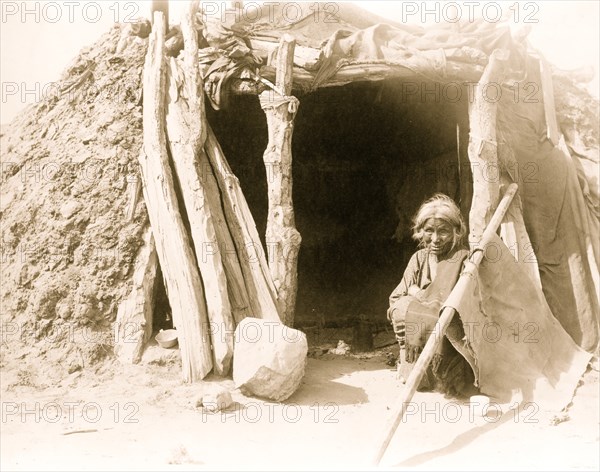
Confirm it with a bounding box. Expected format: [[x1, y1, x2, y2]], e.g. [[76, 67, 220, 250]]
[[201, 388, 233, 412], [233, 318, 307, 402], [329, 340, 351, 355], [60, 200, 81, 219]]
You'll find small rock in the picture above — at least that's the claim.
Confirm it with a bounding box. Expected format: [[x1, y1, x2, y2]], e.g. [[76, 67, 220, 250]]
[[68, 363, 82, 374], [71, 148, 92, 164], [198, 388, 233, 412], [105, 121, 128, 144], [78, 129, 95, 144], [330, 340, 351, 355], [56, 301, 72, 320], [233, 318, 307, 402], [60, 200, 82, 219], [549, 413, 570, 426]]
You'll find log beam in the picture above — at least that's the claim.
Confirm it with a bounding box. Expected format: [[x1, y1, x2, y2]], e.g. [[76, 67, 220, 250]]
[[210, 61, 484, 97], [467, 49, 508, 244], [140, 12, 212, 381], [259, 35, 302, 326], [259, 60, 484, 92], [164, 3, 234, 376], [204, 127, 281, 321]]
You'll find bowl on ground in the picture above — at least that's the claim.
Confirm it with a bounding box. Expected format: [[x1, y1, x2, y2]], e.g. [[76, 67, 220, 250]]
[[155, 329, 178, 349]]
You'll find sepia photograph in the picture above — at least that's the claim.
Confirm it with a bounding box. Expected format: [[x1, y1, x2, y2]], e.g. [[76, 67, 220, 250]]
[[1, 1, 599, 470]]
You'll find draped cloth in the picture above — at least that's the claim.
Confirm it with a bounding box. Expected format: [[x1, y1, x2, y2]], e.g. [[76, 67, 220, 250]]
[[443, 234, 592, 410], [389, 249, 477, 396], [389, 235, 591, 410]]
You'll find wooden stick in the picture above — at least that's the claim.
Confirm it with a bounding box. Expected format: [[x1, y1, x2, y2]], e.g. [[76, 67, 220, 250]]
[[373, 183, 518, 466], [114, 225, 157, 364], [204, 127, 281, 321], [140, 12, 212, 381], [197, 142, 253, 325], [165, 3, 234, 376]]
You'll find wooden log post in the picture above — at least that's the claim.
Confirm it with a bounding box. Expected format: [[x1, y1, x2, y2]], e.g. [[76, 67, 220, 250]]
[[204, 127, 281, 322], [140, 12, 212, 381], [164, 3, 235, 376], [467, 49, 508, 244], [151, 0, 169, 34], [259, 35, 302, 326], [114, 226, 157, 364]]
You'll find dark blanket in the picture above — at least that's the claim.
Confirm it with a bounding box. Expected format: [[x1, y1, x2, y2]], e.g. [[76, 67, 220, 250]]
[[403, 249, 476, 396]]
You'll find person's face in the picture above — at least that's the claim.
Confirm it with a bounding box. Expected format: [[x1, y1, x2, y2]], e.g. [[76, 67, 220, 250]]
[[422, 218, 454, 256]]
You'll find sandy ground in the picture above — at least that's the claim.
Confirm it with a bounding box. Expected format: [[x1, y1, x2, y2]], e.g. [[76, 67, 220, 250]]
[[1, 338, 598, 472]]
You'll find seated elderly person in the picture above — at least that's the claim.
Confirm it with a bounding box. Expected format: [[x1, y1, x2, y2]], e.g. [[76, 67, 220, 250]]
[[388, 194, 476, 397]]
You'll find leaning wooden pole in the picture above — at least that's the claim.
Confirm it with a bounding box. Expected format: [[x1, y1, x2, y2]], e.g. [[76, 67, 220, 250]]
[[373, 183, 518, 466], [204, 127, 281, 321], [140, 12, 212, 381], [165, 3, 234, 376], [467, 49, 508, 243], [198, 138, 253, 325], [114, 225, 157, 364], [259, 34, 302, 326]]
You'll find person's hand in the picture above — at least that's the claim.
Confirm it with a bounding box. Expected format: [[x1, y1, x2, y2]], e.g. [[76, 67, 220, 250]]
[[407, 285, 421, 297]]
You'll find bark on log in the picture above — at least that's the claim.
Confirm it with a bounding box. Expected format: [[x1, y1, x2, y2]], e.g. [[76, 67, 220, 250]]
[[114, 226, 157, 364], [141, 12, 212, 381], [467, 49, 508, 244], [204, 126, 281, 321], [260, 35, 302, 326], [165, 5, 234, 376]]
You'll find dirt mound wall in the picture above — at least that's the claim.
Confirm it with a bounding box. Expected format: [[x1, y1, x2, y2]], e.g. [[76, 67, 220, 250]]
[[1, 24, 148, 376]]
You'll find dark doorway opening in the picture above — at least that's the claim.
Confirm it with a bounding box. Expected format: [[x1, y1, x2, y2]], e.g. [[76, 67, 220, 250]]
[[152, 265, 173, 332], [207, 80, 468, 325]]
